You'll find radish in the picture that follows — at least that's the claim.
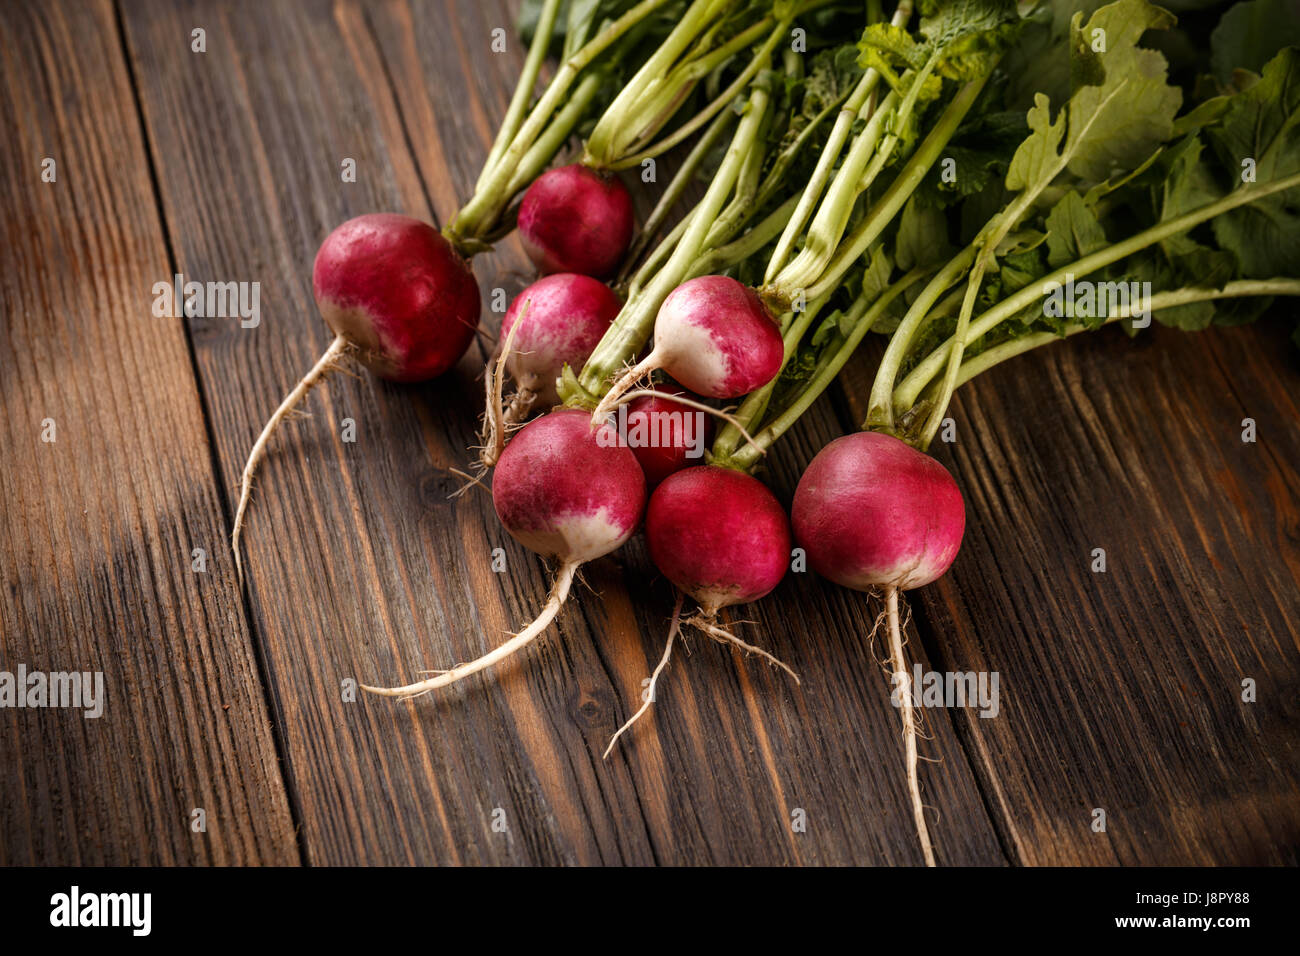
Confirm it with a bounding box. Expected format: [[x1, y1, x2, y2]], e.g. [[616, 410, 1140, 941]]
[[518, 165, 635, 278], [364, 409, 645, 698], [604, 464, 797, 755], [792, 431, 966, 866], [232, 214, 479, 578], [500, 274, 621, 411], [477, 273, 621, 472], [591, 275, 785, 423], [621, 386, 713, 486], [792, 432, 964, 591], [646, 466, 793, 618]]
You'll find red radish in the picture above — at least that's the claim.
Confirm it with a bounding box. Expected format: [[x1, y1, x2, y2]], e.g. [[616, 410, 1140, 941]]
[[791, 432, 965, 591], [646, 466, 791, 614], [518, 164, 635, 278], [791, 431, 967, 867], [499, 274, 622, 412], [603, 465, 797, 757], [364, 409, 645, 698], [232, 214, 480, 578], [621, 387, 713, 486], [313, 214, 479, 381], [591, 275, 784, 424]]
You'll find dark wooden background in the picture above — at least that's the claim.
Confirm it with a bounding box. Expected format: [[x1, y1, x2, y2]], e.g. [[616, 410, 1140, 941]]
[[1, 0, 1296, 866]]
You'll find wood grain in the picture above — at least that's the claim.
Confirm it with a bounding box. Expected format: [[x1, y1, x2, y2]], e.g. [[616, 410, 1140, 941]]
[[6, 0, 1293, 866], [120, 0, 1005, 864], [0, 0, 297, 865]]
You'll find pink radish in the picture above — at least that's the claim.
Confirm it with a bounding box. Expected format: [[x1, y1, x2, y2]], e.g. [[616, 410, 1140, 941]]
[[500, 273, 622, 414], [232, 213, 480, 578], [646, 466, 791, 615], [604, 464, 797, 756], [518, 164, 635, 278], [792, 432, 965, 591], [591, 275, 784, 423], [364, 409, 645, 698], [791, 431, 967, 867], [621, 386, 713, 487]]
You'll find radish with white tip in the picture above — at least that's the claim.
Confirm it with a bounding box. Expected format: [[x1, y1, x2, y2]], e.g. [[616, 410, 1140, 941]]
[[232, 213, 480, 580], [590, 275, 785, 424], [364, 409, 645, 699], [792, 431, 966, 866]]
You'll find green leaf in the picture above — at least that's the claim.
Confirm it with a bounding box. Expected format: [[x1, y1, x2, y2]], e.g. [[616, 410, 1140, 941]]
[[918, 0, 1023, 81], [1045, 191, 1108, 267], [1207, 47, 1300, 275], [1000, 0, 1110, 111], [1210, 0, 1300, 84], [858, 0, 1021, 85], [857, 22, 926, 77], [1064, 0, 1182, 183]]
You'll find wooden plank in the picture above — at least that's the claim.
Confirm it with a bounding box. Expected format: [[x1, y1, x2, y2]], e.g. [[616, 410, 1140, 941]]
[[124, 0, 1005, 863], [0, 0, 298, 865], [838, 317, 1300, 865]]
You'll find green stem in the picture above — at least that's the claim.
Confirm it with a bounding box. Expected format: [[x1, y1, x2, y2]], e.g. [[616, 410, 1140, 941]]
[[608, 17, 774, 168], [890, 171, 1300, 414], [691, 194, 801, 276], [866, 248, 975, 430], [477, 0, 564, 192], [584, 0, 730, 167], [630, 211, 692, 298], [618, 105, 736, 285], [917, 248, 988, 449], [575, 79, 774, 399], [503, 71, 604, 197], [805, 72, 989, 304], [948, 279, 1300, 388], [609, 14, 791, 170], [771, 88, 900, 293], [452, 0, 671, 240], [764, 0, 912, 285], [750, 86, 847, 214]]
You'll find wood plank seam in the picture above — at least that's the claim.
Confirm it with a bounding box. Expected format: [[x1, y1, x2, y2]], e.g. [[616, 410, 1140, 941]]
[[110, 0, 310, 866]]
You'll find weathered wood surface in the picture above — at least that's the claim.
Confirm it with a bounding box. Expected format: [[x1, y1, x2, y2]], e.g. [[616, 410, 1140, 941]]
[[1, 0, 1295, 866], [0, 0, 298, 865]]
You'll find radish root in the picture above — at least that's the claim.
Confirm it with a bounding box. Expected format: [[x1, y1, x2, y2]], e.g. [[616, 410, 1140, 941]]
[[885, 584, 936, 867], [475, 315, 525, 474], [684, 609, 800, 684], [362, 560, 579, 700], [232, 334, 354, 582], [602, 593, 684, 758], [590, 353, 659, 426]]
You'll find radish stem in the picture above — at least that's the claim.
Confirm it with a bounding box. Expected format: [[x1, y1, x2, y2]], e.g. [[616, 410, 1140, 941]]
[[947, 279, 1300, 388], [885, 172, 1300, 419], [477, 0, 564, 191]]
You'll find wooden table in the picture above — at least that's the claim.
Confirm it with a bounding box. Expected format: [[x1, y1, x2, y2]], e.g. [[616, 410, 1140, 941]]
[[2, 0, 1297, 866]]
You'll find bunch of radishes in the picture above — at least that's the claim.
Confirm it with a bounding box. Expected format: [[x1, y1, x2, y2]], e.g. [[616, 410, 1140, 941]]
[[231, 0, 1300, 866]]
